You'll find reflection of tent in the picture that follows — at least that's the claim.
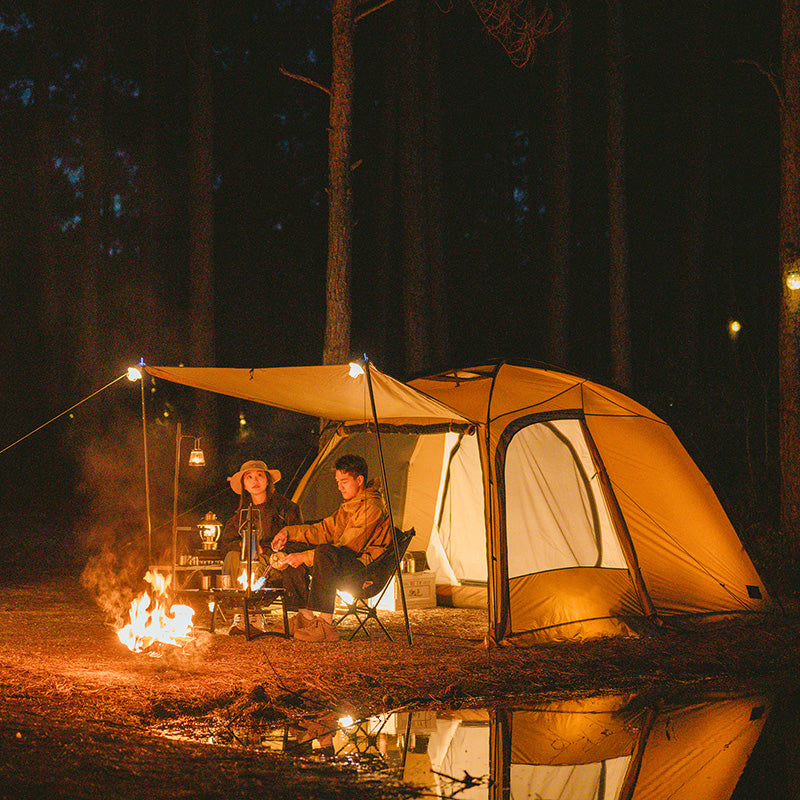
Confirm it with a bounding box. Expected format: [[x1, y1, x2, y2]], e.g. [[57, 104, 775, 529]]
[[499, 693, 772, 800], [147, 361, 771, 644], [406, 693, 771, 800]]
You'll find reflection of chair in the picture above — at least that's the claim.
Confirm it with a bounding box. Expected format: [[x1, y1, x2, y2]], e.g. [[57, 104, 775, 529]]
[[335, 528, 415, 641]]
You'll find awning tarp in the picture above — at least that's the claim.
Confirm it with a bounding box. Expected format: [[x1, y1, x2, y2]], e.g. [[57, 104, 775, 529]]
[[145, 364, 470, 426]]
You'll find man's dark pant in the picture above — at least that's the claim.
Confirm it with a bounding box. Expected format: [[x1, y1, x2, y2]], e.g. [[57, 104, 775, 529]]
[[307, 543, 366, 614], [269, 541, 313, 611]]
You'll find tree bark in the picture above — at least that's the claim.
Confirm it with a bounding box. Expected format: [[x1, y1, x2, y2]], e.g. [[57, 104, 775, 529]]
[[33, 0, 62, 407], [79, 0, 105, 390], [605, 0, 632, 390], [324, 0, 355, 366], [188, 0, 216, 434], [542, 3, 572, 367], [673, 3, 711, 395], [779, 0, 800, 544], [421, 0, 448, 369], [398, 0, 430, 375]]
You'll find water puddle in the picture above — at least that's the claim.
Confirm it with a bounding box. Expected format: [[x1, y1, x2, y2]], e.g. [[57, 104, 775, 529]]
[[156, 689, 775, 798]]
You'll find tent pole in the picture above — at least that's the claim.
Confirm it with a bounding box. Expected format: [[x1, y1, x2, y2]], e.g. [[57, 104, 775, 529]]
[[140, 362, 153, 566], [364, 356, 412, 645]]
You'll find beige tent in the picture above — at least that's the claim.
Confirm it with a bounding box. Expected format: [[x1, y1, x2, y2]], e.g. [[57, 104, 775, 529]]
[[147, 360, 771, 644]]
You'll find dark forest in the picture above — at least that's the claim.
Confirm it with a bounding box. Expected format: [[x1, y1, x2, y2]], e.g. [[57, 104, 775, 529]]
[[0, 1, 787, 584]]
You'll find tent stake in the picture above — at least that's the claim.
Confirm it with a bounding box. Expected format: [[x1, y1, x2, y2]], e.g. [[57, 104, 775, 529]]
[[364, 356, 412, 645]]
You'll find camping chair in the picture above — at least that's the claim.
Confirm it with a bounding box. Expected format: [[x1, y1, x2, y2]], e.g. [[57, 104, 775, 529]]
[[335, 527, 415, 641]]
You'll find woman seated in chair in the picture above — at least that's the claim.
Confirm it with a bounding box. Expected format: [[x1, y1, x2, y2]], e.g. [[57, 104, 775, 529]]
[[219, 460, 310, 629], [271, 454, 391, 642]]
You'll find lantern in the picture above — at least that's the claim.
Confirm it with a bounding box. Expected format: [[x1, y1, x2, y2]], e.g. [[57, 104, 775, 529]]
[[198, 511, 222, 550]]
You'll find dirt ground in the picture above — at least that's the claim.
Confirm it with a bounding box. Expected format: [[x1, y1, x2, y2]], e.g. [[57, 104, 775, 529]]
[[2, 576, 799, 799]]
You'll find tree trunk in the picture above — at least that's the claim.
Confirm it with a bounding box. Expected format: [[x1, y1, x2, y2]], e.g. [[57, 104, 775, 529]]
[[398, 0, 430, 375], [371, 14, 400, 366], [33, 0, 62, 407], [140, 0, 163, 335], [324, 0, 355, 366], [673, 3, 711, 395], [421, 0, 448, 369], [542, 4, 572, 367], [779, 0, 800, 545], [79, 0, 105, 390], [605, 0, 632, 390], [188, 0, 216, 434]]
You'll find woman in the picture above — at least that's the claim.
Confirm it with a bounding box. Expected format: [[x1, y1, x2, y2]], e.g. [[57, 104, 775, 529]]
[[219, 460, 308, 611]]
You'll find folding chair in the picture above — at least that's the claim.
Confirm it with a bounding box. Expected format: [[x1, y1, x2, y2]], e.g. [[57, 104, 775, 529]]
[[335, 527, 415, 641]]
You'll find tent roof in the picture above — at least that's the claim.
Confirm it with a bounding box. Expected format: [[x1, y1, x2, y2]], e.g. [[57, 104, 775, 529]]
[[409, 363, 667, 424], [145, 363, 470, 426]]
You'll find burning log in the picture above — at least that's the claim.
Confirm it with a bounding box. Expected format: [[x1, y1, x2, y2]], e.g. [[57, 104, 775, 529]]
[[117, 570, 195, 655]]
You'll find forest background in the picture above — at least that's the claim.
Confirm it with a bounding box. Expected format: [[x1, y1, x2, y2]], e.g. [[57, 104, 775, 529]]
[[0, 1, 794, 595]]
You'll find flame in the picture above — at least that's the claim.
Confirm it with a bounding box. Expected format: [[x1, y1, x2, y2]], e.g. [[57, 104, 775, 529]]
[[117, 570, 195, 654], [237, 568, 266, 591]]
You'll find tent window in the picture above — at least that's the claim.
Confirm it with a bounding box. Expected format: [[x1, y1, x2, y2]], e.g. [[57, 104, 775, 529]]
[[504, 418, 627, 578]]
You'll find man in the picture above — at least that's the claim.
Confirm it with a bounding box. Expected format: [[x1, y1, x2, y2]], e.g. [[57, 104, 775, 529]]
[[272, 454, 391, 642]]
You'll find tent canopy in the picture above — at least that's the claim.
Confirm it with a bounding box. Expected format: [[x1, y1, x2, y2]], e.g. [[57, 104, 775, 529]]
[[146, 363, 470, 426]]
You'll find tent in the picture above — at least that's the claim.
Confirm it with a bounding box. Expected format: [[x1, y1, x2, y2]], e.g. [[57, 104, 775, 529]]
[[147, 360, 771, 644]]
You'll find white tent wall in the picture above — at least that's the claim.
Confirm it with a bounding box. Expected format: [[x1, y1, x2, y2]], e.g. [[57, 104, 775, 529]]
[[503, 418, 626, 575], [431, 431, 487, 585], [498, 416, 641, 640], [511, 757, 631, 800]]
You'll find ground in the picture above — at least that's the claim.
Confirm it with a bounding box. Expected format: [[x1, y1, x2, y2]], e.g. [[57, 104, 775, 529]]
[[1, 577, 798, 799]]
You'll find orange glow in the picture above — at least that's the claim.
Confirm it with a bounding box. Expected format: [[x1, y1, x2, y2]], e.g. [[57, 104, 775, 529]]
[[237, 568, 266, 591], [117, 570, 194, 654]]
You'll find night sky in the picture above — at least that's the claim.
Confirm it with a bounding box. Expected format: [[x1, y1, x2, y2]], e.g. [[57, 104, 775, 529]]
[[0, 1, 787, 575]]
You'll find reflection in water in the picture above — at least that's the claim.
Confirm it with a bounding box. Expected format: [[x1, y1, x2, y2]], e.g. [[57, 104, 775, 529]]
[[263, 691, 772, 799]]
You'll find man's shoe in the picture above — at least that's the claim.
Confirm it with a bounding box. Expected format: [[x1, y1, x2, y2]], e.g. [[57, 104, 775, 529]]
[[288, 613, 314, 636], [294, 617, 340, 642]]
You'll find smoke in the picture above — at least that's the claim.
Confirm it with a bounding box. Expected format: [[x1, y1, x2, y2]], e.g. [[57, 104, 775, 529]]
[[76, 406, 168, 624], [80, 544, 144, 627]]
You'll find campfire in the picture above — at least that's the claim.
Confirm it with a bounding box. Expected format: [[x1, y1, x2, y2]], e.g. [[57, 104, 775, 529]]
[[117, 570, 195, 655]]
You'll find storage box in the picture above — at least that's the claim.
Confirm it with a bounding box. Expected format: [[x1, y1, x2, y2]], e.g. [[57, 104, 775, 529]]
[[375, 570, 437, 611]]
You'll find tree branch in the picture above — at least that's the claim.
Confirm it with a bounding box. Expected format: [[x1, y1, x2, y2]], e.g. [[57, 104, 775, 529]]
[[736, 58, 783, 107], [355, 0, 397, 22], [279, 66, 330, 96]]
